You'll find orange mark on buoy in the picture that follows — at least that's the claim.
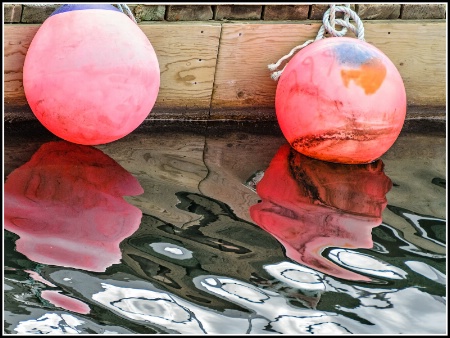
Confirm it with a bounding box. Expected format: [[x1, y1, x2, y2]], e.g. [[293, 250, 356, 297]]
[[341, 58, 386, 95]]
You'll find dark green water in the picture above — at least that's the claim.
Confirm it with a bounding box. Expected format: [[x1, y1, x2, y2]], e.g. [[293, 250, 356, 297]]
[[3, 121, 447, 334]]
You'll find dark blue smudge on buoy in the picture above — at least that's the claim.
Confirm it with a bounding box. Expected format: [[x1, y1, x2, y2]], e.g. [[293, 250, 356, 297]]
[[334, 42, 378, 67], [50, 4, 121, 16]]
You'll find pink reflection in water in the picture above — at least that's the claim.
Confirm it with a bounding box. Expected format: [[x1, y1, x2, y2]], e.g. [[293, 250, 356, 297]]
[[249, 144, 392, 281], [4, 141, 144, 272], [41, 290, 91, 314]]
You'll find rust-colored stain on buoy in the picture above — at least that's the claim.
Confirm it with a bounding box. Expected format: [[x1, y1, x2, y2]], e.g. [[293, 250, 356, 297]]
[[341, 58, 386, 95], [275, 37, 406, 164]]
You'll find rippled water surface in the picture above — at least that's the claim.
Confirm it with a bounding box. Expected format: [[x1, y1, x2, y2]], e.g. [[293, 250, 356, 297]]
[[3, 121, 447, 334]]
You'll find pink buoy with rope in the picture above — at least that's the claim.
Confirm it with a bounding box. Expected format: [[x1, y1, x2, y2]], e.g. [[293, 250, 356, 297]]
[[23, 4, 160, 145], [269, 5, 406, 164]]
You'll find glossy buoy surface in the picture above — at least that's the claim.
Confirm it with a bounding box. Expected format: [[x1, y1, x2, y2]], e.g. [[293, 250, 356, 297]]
[[23, 4, 160, 145], [275, 37, 406, 164]]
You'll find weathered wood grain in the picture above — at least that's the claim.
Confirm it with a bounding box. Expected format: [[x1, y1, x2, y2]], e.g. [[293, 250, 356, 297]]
[[364, 21, 446, 107], [139, 23, 221, 116], [3, 23, 222, 118], [3, 25, 40, 107], [211, 22, 321, 113], [211, 20, 446, 116], [3, 20, 446, 121]]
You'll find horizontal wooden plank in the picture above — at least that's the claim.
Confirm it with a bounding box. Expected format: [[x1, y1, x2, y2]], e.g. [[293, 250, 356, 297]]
[[139, 23, 221, 116], [3, 22, 221, 118], [364, 20, 446, 107], [212, 22, 320, 112], [3, 25, 40, 107], [211, 20, 446, 116], [3, 20, 446, 121]]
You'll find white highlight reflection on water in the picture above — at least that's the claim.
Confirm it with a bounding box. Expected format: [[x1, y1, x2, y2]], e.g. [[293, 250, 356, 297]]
[[149, 242, 193, 259], [264, 261, 326, 292], [92, 282, 250, 334], [327, 248, 408, 280], [335, 285, 446, 334], [405, 260, 446, 284], [14, 313, 84, 334]]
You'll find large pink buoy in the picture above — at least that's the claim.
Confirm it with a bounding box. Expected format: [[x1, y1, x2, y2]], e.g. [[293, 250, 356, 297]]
[[275, 37, 406, 164], [23, 4, 160, 145]]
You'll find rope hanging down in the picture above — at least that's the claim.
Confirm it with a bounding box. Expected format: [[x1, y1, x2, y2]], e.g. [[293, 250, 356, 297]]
[[268, 4, 365, 81], [24, 4, 136, 23], [116, 4, 137, 23]]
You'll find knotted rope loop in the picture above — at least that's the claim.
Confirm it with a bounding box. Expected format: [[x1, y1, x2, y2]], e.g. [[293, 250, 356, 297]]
[[323, 4, 351, 37], [322, 5, 365, 40], [268, 4, 365, 81]]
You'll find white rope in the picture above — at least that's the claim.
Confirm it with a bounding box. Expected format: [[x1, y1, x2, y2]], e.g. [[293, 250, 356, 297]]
[[267, 40, 316, 81], [25, 3, 136, 23], [268, 4, 365, 81], [323, 4, 365, 40], [116, 4, 137, 23]]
